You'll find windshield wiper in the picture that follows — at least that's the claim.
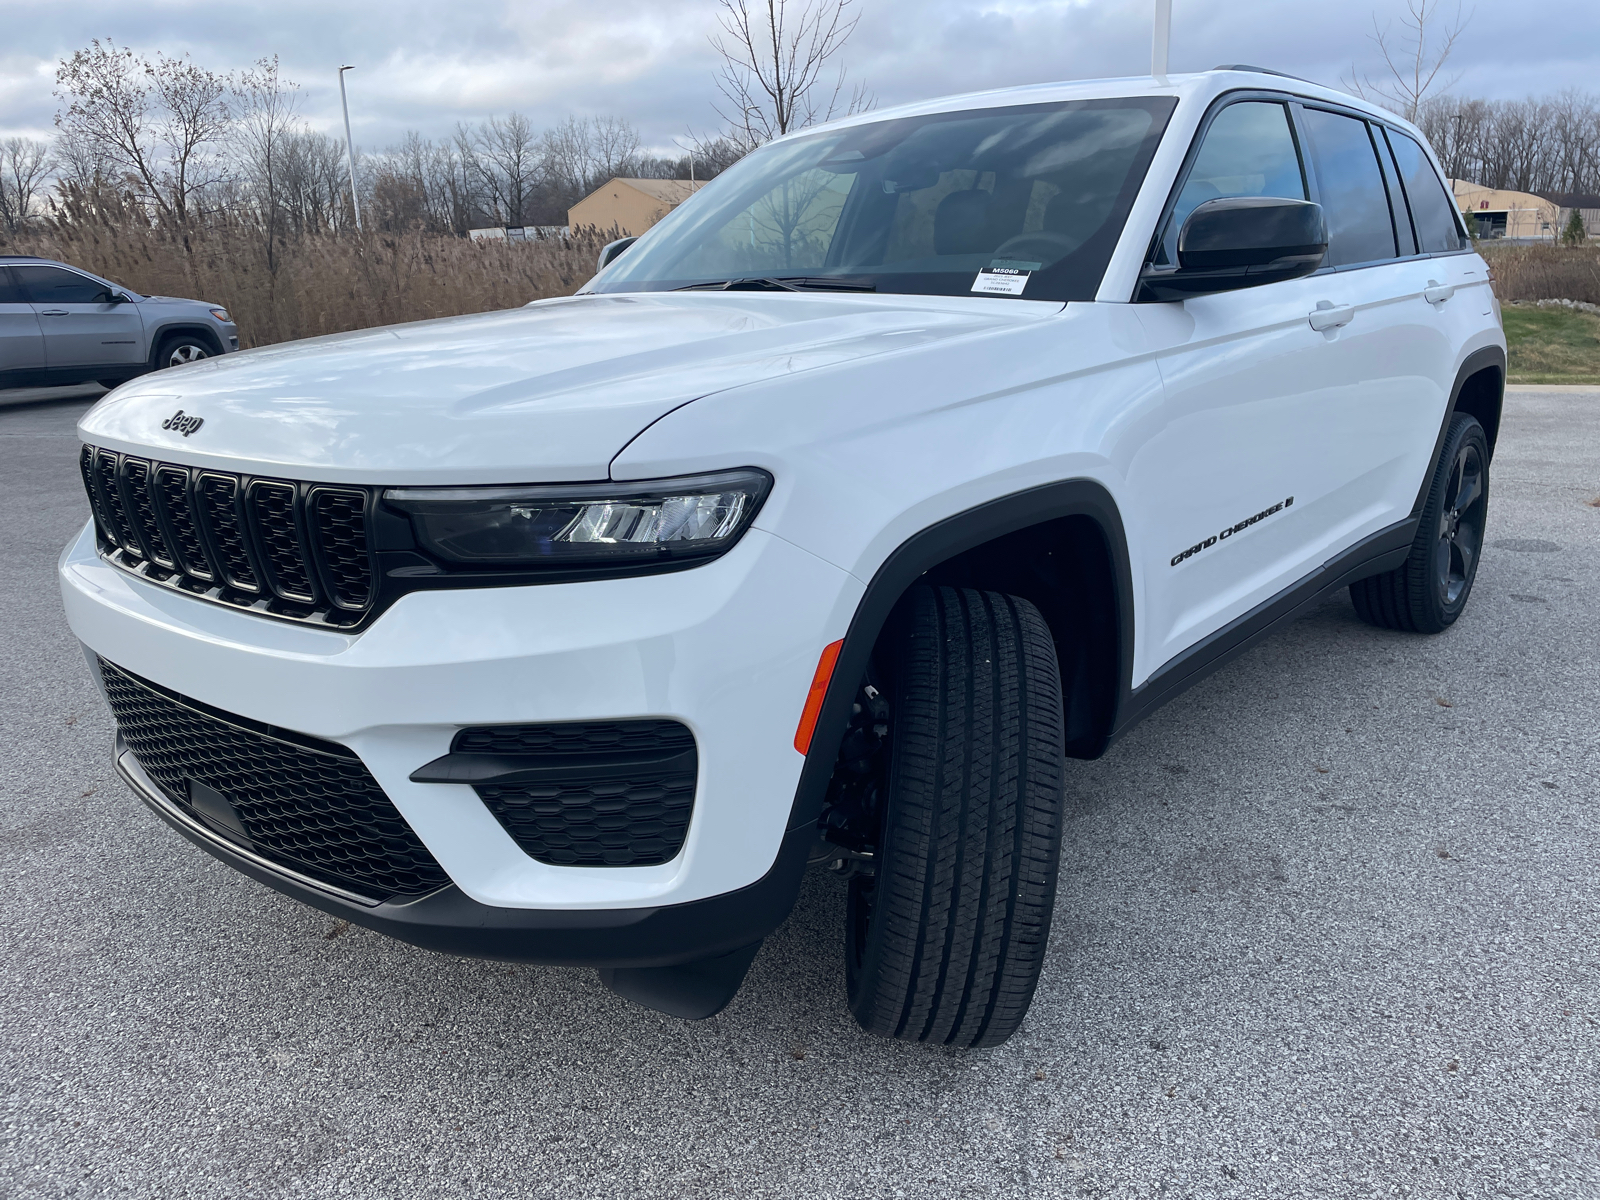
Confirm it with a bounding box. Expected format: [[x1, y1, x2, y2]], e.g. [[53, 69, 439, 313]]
[[674, 276, 877, 293]]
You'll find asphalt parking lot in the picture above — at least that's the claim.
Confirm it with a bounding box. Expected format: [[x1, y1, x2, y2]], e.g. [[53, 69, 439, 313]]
[[2, 387, 1597, 1199]]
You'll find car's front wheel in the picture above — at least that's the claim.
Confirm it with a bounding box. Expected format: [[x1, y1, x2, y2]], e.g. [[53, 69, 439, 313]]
[[846, 584, 1065, 1049], [156, 333, 213, 369], [1351, 412, 1489, 633]]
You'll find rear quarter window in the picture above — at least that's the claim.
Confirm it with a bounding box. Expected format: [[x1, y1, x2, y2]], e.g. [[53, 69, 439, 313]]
[[1387, 131, 1467, 254]]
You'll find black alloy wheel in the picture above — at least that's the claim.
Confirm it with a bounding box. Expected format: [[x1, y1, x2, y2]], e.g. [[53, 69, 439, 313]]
[[1433, 436, 1487, 609], [1351, 413, 1490, 633]]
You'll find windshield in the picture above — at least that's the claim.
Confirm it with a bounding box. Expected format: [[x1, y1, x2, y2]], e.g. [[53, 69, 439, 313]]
[[590, 97, 1176, 303]]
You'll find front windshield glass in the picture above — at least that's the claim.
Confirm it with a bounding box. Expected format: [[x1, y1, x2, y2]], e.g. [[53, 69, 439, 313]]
[[590, 97, 1176, 303]]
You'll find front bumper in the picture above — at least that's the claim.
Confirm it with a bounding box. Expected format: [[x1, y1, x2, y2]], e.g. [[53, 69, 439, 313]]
[[115, 737, 815, 967], [62, 517, 863, 927]]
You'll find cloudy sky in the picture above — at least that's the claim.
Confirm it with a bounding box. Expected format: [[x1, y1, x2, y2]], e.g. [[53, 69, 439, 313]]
[[3, 0, 1597, 153]]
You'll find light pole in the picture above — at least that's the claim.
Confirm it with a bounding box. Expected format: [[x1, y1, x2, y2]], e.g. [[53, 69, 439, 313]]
[[1152, 0, 1172, 80], [672, 135, 696, 185], [338, 65, 362, 232]]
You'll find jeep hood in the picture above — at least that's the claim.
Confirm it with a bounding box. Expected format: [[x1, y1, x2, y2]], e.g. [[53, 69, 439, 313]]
[[78, 291, 1058, 485]]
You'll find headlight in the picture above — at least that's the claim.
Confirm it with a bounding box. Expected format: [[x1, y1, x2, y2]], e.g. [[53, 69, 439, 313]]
[[383, 469, 772, 570], [209, 307, 231, 322]]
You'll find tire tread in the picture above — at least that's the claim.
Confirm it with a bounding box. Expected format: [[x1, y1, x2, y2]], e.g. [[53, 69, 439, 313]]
[[850, 585, 1064, 1048]]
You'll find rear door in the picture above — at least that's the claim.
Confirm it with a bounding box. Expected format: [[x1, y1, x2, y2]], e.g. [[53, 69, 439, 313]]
[[1285, 104, 1457, 534], [16, 264, 146, 372], [0, 266, 47, 385], [1383, 125, 1494, 386]]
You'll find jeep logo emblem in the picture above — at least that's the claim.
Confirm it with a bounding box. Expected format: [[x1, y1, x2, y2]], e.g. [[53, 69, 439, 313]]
[[161, 410, 204, 437]]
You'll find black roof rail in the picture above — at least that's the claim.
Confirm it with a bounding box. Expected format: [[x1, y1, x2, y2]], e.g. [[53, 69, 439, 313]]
[[1211, 64, 1317, 85]]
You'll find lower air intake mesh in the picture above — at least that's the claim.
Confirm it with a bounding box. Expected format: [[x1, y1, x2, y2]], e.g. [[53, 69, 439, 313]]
[[100, 659, 449, 901], [456, 720, 698, 868]]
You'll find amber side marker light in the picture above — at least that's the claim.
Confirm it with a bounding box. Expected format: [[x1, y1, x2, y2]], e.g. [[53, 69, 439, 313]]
[[794, 639, 844, 755]]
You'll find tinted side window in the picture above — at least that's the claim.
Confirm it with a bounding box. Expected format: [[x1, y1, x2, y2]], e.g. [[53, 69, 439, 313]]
[[15, 265, 113, 305], [0, 267, 26, 304], [1300, 109, 1396, 266], [1156, 101, 1306, 266], [1388, 131, 1465, 254], [1375, 135, 1417, 256]]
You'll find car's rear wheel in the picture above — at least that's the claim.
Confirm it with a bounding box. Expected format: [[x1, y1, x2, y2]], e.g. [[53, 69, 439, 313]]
[[1350, 413, 1489, 633], [846, 584, 1065, 1049], [157, 334, 212, 369]]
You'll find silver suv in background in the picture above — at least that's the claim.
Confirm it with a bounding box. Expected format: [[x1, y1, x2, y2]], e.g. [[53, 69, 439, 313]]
[[0, 256, 238, 391]]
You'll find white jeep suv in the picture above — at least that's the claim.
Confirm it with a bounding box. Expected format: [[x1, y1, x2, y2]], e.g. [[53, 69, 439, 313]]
[[60, 68, 1503, 1047]]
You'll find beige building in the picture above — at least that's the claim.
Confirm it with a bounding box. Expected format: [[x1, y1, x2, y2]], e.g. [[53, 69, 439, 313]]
[[568, 178, 707, 237], [1450, 180, 1561, 241]]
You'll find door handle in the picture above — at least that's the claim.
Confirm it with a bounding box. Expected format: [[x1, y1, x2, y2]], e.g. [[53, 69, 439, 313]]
[[39, 308, 68, 316], [1308, 301, 1355, 332], [1423, 280, 1456, 305]]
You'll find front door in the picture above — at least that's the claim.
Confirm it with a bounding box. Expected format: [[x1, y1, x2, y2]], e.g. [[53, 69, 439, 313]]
[[15, 264, 146, 373], [0, 266, 46, 385]]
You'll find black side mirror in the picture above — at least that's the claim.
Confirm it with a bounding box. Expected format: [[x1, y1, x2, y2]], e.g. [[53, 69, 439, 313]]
[[1140, 197, 1327, 301], [597, 236, 638, 272]]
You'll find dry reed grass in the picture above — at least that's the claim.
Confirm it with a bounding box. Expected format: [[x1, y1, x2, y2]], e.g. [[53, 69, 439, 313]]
[[1480, 243, 1600, 306], [1, 208, 606, 349], [21, 207, 1596, 345]]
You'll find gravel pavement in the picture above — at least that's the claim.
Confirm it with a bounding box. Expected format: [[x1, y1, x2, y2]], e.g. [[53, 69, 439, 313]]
[[2, 388, 1597, 1199]]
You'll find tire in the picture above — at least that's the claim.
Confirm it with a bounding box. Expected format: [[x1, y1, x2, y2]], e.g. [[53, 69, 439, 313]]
[[96, 379, 125, 390], [847, 584, 1065, 1049], [156, 333, 212, 370], [1351, 413, 1489, 633]]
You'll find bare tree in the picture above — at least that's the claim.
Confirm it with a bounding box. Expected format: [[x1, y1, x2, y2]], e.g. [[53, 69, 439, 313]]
[[586, 116, 643, 182], [1343, 0, 1471, 122], [711, 0, 872, 147], [233, 57, 300, 269], [152, 53, 231, 218], [1548, 90, 1600, 199], [51, 130, 111, 195], [471, 112, 542, 225], [540, 115, 643, 208], [278, 130, 349, 234], [1419, 90, 1600, 196], [54, 39, 230, 223], [0, 137, 55, 231]]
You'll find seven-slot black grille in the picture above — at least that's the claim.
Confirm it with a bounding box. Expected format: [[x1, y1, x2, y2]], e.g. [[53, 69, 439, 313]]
[[100, 659, 449, 901], [452, 720, 698, 868], [80, 445, 374, 626]]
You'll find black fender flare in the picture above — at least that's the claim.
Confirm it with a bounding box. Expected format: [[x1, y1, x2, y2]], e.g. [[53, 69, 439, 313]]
[[783, 478, 1135, 834], [1412, 344, 1505, 515]]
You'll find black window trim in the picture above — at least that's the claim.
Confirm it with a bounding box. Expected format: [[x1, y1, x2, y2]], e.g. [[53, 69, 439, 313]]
[[1137, 88, 1471, 300], [1373, 124, 1419, 257]]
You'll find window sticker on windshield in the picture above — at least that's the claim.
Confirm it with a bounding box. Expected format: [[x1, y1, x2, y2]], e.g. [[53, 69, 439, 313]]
[[971, 260, 1042, 296]]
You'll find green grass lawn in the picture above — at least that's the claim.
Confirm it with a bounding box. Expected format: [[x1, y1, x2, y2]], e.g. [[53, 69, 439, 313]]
[[1502, 304, 1600, 384]]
